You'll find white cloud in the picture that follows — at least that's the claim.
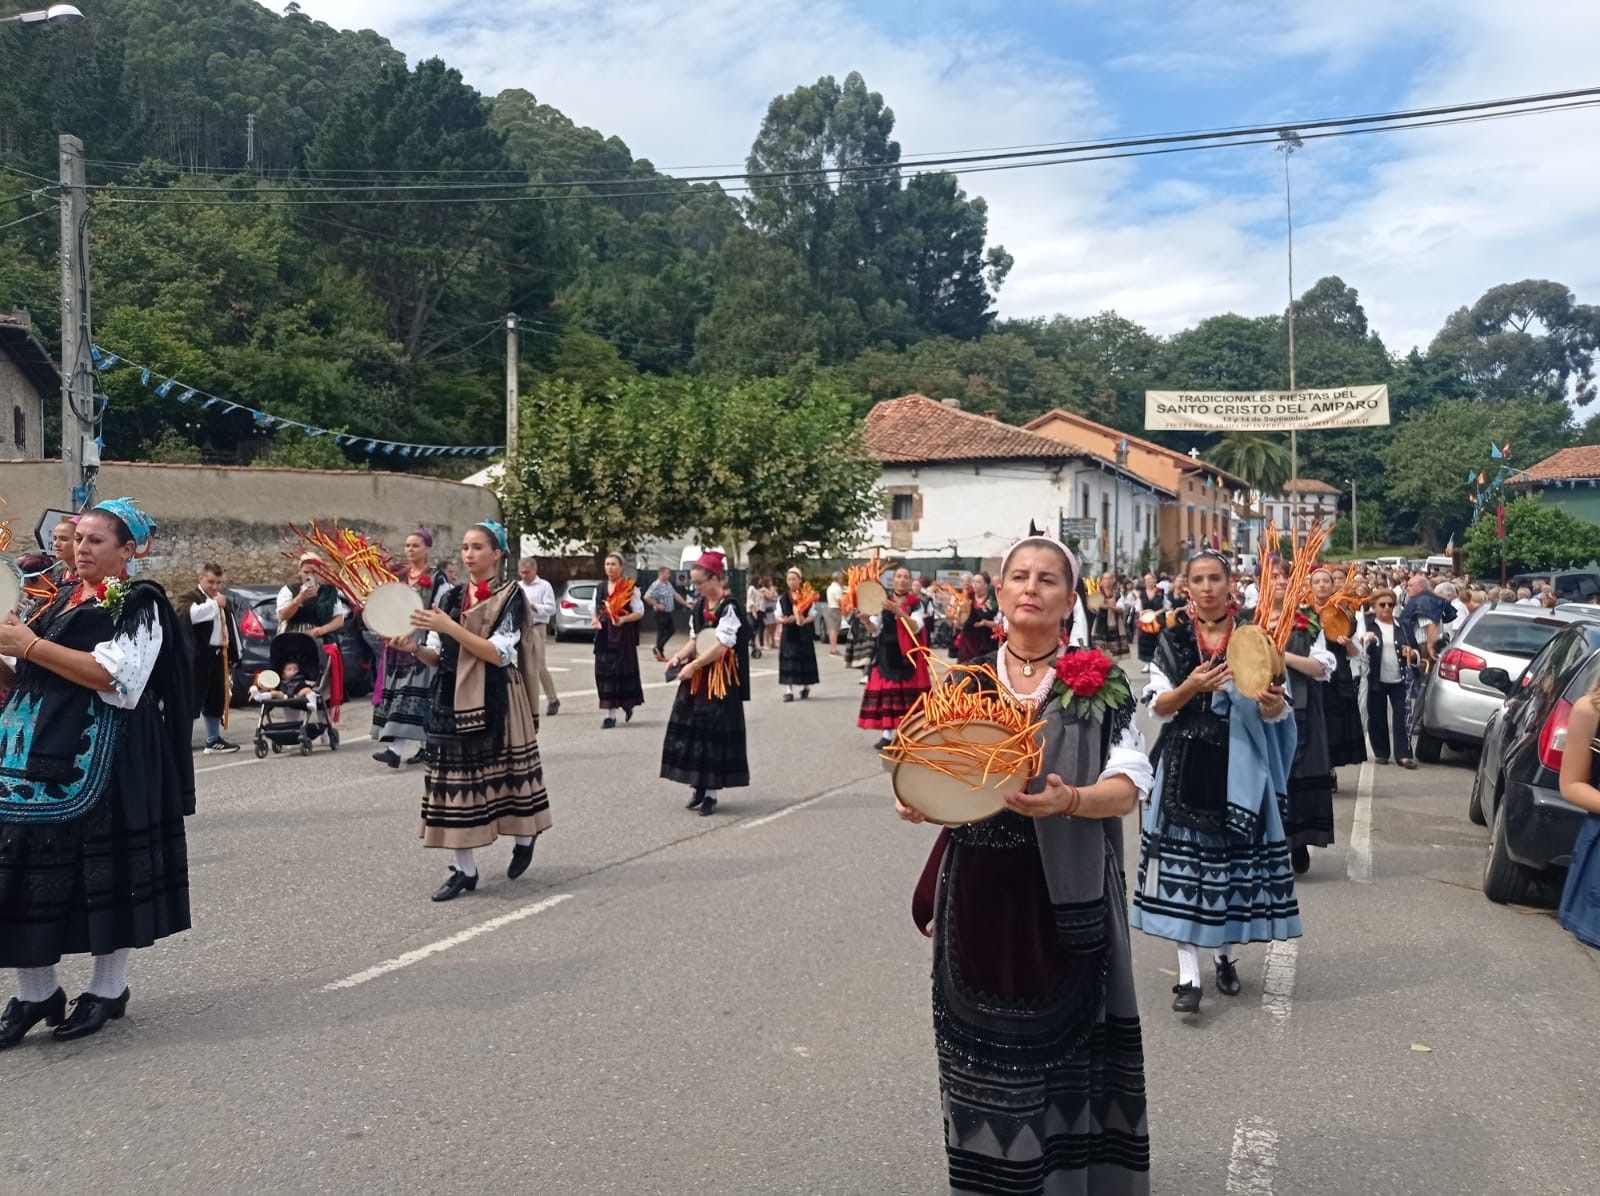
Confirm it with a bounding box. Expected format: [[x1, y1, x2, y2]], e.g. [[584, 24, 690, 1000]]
[[281, 1, 1600, 357]]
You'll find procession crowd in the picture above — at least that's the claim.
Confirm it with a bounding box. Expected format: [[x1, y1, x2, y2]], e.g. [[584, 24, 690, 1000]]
[[5, 499, 1600, 1196]]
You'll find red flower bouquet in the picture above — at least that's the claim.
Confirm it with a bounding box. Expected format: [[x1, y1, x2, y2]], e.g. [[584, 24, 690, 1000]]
[[1056, 649, 1113, 697]]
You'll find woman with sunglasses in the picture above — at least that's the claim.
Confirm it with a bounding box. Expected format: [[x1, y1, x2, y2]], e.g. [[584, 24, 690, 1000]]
[[1363, 589, 1418, 768]]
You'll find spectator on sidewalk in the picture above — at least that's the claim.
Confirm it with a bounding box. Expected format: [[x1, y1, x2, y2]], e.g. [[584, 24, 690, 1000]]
[[517, 557, 561, 716], [644, 566, 685, 663], [1364, 589, 1417, 768], [824, 570, 845, 656]]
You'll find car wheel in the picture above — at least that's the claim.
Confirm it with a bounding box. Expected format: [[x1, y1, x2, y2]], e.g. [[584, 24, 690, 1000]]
[[1483, 801, 1557, 906], [1416, 731, 1443, 764], [1467, 762, 1488, 826]]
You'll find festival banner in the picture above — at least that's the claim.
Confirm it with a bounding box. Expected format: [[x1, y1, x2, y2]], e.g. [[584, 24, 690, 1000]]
[[1143, 384, 1390, 432]]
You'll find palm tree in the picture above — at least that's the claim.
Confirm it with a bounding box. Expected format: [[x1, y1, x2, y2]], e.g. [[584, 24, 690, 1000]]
[[1205, 432, 1293, 494]]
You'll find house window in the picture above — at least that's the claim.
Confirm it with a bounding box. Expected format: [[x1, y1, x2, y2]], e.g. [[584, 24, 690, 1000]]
[[891, 493, 915, 522], [12, 405, 23, 449], [1081, 485, 1091, 518]]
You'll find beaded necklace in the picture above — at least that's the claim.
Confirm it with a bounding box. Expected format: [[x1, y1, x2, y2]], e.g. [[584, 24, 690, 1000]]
[[1187, 600, 1237, 664]]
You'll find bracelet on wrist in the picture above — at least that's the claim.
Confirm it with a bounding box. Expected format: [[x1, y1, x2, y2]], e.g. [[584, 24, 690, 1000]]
[[21, 638, 42, 664]]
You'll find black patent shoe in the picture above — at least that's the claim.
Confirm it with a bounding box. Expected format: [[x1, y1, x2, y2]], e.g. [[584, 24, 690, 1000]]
[[1291, 845, 1311, 875], [698, 794, 718, 817], [51, 989, 129, 1042], [431, 869, 478, 902], [686, 788, 706, 810], [508, 840, 536, 880], [1215, 958, 1242, 997], [0, 989, 67, 1049], [800, 688, 810, 700], [373, 747, 400, 767], [783, 693, 795, 703], [601, 716, 617, 730], [1171, 983, 1202, 1014]]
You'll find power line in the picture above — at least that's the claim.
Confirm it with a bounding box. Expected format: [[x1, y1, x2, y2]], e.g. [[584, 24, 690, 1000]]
[[78, 84, 1600, 198], [81, 97, 1600, 209]]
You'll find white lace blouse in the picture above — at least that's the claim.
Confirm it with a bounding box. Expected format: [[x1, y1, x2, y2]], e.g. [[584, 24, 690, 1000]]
[[92, 617, 164, 710]]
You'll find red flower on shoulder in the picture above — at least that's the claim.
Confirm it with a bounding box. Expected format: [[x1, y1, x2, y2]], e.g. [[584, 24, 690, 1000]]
[[417, 574, 433, 589], [95, 580, 109, 603], [1294, 611, 1310, 631], [1055, 648, 1113, 698]]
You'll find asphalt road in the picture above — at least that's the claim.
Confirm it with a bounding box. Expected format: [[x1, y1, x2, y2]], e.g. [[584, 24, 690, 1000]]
[[4, 637, 1598, 1194]]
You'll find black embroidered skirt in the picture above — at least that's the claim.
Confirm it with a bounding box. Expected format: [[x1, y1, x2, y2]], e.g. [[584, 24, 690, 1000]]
[[778, 624, 820, 686], [0, 704, 191, 968], [660, 683, 749, 790], [594, 633, 645, 711]]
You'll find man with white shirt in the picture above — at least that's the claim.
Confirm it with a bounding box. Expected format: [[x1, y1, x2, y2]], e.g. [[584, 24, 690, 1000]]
[[518, 557, 561, 716], [173, 562, 241, 753]]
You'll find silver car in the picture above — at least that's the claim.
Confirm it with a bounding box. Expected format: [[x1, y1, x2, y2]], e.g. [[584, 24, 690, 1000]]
[[553, 579, 601, 640], [1416, 603, 1599, 760]]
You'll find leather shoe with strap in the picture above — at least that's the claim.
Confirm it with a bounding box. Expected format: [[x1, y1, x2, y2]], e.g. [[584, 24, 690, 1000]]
[[52, 989, 129, 1042], [507, 840, 536, 880], [1171, 983, 1202, 1014], [1215, 957, 1242, 997], [431, 869, 478, 902], [0, 989, 67, 1049]]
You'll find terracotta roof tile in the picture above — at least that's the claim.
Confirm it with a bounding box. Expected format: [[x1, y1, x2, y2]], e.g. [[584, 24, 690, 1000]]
[[1021, 407, 1249, 488], [1281, 477, 1340, 494], [865, 395, 1082, 464], [1517, 445, 1600, 481]]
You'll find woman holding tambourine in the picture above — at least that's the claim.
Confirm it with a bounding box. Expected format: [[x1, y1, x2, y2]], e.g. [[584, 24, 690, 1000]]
[[386, 521, 551, 902], [371, 528, 451, 768], [894, 531, 1152, 1195], [857, 566, 932, 749], [1129, 549, 1301, 1019], [660, 551, 751, 817]]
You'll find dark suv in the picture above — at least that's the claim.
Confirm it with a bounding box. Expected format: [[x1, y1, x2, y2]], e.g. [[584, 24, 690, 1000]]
[[1508, 570, 1600, 602], [1469, 621, 1600, 905]]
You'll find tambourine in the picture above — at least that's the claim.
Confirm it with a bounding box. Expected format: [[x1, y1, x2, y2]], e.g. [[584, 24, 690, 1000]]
[[1320, 605, 1354, 643], [667, 627, 727, 683], [255, 669, 281, 691], [1138, 609, 1163, 633], [854, 579, 887, 617], [0, 557, 21, 617], [1086, 590, 1105, 613], [1226, 623, 1284, 700], [361, 581, 424, 639], [890, 718, 1031, 826]]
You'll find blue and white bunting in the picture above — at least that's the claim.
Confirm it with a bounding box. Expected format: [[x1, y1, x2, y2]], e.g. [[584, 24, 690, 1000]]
[[91, 344, 502, 461]]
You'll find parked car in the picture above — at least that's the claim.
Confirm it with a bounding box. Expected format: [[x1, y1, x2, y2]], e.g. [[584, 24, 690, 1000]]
[[553, 579, 601, 640], [1416, 604, 1598, 761], [1509, 570, 1600, 602], [1468, 620, 1600, 905], [226, 583, 375, 706]]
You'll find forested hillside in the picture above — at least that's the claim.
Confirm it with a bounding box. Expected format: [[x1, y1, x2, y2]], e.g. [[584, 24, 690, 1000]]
[[1, 0, 1596, 548]]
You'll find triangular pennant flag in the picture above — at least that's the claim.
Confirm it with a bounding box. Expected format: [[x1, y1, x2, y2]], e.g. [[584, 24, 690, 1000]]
[[177, 389, 195, 404]]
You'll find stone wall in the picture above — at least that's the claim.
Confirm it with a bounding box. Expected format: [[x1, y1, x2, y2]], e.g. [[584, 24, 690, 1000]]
[[1, 460, 502, 591]]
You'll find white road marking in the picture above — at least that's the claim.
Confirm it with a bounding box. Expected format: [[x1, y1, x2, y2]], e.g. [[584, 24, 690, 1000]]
[[737, 776, 871, 830], [1261, 941, 1298, 1026], [323, 893, 574, 991], [1226, 1116, 1280, 1195], [1348, 760, 1375, 884]]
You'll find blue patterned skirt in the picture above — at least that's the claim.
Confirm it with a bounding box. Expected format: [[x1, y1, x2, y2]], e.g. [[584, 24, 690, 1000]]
[[1558, 816, 1600, 949]]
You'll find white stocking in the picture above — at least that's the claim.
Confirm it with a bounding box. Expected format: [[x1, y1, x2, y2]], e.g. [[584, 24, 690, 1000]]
[[1215, 946, 1238, 965], [513, 835, 534, 847], [1177, 944, 1201, 988], [17, 966, 59, 1003], [452, 848, 479, 878], [88, 949, 131, 999]]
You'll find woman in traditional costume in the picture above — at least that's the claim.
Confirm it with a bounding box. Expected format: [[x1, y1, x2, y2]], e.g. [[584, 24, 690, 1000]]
[[661, 551, 751, 817], [777, 566, 819, 701], [1267, 576, 1338, 875], [387, 521, 550, 902], [1136, 573, 1166, 673], [0, 499, 195, 1047], [592, 552, 645, 729], [1311, 566, 1368, 783], [858, 566, 932, 749], [953, 570, 999, 663], [371, 529, 451, 768], [1090, 570, 1129, 657], [899, 532, 1151, 1195], [1131, 549, 1301, 1017], [1556, 684, 1600, 949]]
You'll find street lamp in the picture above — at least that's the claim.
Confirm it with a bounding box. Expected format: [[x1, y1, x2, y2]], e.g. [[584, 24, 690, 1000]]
[[1277, 129, 1304, 532], [0, 5, 86, 23]]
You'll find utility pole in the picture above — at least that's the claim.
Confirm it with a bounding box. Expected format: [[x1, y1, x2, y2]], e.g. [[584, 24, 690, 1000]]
[[246, 112, 256, 169], [1348, 477, 1358, 556], [504, 312, 519, 464], [59, 133, 96, 510], [1278, 130, 1303, 539]]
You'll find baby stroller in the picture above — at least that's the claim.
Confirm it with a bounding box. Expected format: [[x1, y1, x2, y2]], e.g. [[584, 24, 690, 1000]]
[[252, 632, 341, 758]]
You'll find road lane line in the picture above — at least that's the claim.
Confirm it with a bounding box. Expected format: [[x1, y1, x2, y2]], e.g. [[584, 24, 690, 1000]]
[[1226, 1116, 1279, 1194], [737, 775, 877, 830], [1348, 760, 1374, 883], [1261, 940, 1298, 1026], [323, 893, 574, 991]]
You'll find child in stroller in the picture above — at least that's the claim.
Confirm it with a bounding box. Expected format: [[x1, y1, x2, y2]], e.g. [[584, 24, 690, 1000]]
[[251, 631, 341, 757]]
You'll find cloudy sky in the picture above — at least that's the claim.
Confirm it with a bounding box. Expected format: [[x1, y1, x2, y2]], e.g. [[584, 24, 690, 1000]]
[[278, 0, 1600, 353]]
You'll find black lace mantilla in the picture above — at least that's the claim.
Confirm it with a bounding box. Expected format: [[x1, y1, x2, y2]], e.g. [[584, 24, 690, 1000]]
[[1149, 611, 1232, 832]]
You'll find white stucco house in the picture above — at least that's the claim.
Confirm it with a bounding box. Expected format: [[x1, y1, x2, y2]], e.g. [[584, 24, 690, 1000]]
[[860, 394, 1175, 576], [1259, 477, 1342, 530]]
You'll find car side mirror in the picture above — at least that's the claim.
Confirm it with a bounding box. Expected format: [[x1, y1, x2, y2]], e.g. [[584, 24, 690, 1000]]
[[1478, 666, 1513, 695]]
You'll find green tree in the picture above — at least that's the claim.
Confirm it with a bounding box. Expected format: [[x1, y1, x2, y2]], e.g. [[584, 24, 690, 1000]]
[[1431, 279, 1600, 405], [1463, 495, 1600, 576], [1381, 398, 1574, 548], [252, 427, 359, 470], [1205, 433, 1292, 493], [1161, 313, 1280, 390], [142, 427, 203, 464]]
